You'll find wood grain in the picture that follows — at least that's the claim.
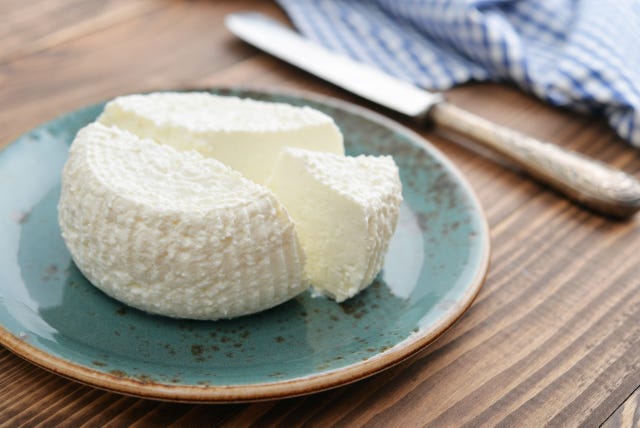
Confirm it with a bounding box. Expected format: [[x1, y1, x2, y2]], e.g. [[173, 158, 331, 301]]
[[2, 0, 640, 426], [604, 387, 640, 428], [0, 0, 163, 63]]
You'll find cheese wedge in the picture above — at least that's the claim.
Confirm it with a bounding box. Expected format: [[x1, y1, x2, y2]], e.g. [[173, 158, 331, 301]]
[[97, 92, 344, 183], [266, 148, 402, 302], [58, 123, 308, 320]]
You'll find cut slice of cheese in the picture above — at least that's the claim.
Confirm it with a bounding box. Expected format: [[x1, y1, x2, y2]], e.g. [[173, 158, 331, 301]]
[[97, 92, 344, 184], [266, 148, 402, 302], [58, 123, 308, 320]]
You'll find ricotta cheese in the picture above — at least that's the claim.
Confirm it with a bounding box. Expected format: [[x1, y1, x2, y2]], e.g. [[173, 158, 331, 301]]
[[58, 123, 308, 320], [97, 92, 344, 183], [266, 148, 402, 302]]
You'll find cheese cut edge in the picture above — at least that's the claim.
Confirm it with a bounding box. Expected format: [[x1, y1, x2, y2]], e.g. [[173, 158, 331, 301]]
[[266, 147, 402, 302]]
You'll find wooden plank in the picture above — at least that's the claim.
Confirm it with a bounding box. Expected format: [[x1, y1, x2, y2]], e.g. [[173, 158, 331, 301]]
[[604, 387, 640, 428], [0, 0, 164, 63]]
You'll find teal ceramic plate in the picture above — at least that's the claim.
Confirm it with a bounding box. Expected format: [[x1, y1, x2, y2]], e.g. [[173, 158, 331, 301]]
[[0, 88, 489, 402]]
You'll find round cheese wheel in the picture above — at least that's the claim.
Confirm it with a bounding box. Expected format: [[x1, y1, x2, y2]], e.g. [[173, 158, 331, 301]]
[[58, 123, 308, 320]]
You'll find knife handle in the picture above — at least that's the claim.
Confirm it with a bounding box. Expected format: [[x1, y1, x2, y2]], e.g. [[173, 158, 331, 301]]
[[429, 102, 640, 218]]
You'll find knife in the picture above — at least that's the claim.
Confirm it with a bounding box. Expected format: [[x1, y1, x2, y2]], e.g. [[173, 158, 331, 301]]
[[225, 12, 640, 218]]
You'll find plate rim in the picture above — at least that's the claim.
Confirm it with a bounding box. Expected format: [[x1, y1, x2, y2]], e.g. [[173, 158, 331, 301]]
[[0, 86, 490, 403]]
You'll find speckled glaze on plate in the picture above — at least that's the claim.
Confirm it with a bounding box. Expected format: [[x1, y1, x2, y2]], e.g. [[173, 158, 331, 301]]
[[0, 88, 490, 402]]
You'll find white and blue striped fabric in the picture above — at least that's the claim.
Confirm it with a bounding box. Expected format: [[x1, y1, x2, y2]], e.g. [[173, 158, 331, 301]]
[[277, 0, 640, 146]]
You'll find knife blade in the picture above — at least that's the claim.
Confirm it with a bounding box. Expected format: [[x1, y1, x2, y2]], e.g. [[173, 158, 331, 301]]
[[225, 12, 640, 218]]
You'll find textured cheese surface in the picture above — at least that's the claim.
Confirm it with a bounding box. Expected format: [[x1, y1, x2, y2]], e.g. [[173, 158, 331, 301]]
[[267, 148, 402, 302], [98, 92, 344, 183], [58, 123, 308, 320]]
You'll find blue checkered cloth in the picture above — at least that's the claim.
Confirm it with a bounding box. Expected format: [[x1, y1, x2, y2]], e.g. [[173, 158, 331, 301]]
[[277, 0, 640, 146]]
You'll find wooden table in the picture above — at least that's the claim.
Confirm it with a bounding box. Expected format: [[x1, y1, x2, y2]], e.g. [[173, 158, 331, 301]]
[[2, 1, 640, 426]]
